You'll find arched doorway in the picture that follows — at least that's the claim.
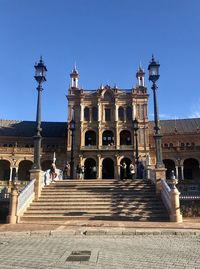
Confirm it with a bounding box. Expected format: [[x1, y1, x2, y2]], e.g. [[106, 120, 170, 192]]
[[18, 160, 33, 181], [183, 158, 200, 181], [84, 158, 97, 179], [163, 159, 176, 179], [120, 130, 132, 145], [102, 158, 114, 179], [120, 158, 132, 179], [85, 130, 96, 146], [102, 130, 114, 145], [0, 160, 10, 180], [41, 160, 52, 171]]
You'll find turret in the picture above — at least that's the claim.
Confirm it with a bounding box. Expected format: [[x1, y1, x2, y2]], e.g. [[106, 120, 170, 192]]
[[70, 65, 79, 88], [136, 64, 145, 87]]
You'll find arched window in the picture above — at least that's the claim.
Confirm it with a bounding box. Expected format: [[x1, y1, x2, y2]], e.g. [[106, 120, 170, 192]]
[[126, 106, 132, 121], [85, 130, 96, 146], [102, 130, 114, 145], [118, 107, 124, 121], [92, 107, 98, 121], [120, 130, 132, 145], [84, 107, 90, 121]]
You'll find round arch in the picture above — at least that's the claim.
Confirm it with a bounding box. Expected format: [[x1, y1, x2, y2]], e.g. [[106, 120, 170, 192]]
[[120, 158, 132, 179], [102, 130, 114, 146], [183, 158, 200, 181], [163, 159, 176, 179], [84, 158, 97, 179], [18, 160, 33, 181], [0, 160, 10, 180], [85, 130, 97, 146], [120, 130, 132, 145], [102, 158, 114, 179]]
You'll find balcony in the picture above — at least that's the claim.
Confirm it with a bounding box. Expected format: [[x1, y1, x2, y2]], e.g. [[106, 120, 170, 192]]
[[80, 145, 134, 151]]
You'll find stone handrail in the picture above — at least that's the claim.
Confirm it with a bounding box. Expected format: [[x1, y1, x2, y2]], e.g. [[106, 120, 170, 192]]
[[161, 179, 182, 222], [17, 179, 35, 216], [161, 179, 171, 212]]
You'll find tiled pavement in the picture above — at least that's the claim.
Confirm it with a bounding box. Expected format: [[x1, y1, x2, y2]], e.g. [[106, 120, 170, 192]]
[[0, 232, 200, 269], [0, 219, 200, 268]]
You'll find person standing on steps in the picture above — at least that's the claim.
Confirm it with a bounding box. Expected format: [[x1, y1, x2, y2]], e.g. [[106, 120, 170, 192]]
[[121, 162, 127, 180], [76, 163, 82, 179], [80, 165, 85, 180], [63, 162, 70, 179], [129, 162, 135, 180]]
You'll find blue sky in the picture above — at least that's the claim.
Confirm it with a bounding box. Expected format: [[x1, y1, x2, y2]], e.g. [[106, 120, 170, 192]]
[[0, 0, 200, 122]]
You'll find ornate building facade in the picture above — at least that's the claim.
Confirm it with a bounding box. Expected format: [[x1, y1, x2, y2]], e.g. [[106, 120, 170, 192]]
[[67, 66, 148, 180]]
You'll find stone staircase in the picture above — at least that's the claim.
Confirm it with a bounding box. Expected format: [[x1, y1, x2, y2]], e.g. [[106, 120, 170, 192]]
[[19, 179, 169, 223]]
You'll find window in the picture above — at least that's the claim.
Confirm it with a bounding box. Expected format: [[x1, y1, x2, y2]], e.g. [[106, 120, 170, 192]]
[[92, 107, 98, 121], [118, 107, 124, 121], [84, 107, 90, 121], [102, 130, 114, 145], [85, 131, 96, 146], [105, 108, 111, 121], [126, 106, 132, 121]]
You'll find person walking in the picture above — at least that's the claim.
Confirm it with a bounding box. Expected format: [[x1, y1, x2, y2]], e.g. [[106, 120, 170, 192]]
[[129, 162, 135, 180]]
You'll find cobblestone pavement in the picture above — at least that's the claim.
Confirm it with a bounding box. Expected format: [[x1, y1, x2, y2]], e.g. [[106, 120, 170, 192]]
[[0, 233, 200, 269]]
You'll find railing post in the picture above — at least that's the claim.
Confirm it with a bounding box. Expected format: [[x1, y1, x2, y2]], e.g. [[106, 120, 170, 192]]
[[7, 187, 18, 224], [30, 169, 43, 201], [155, 167, 166, 195], [169, 178, 183, 222]]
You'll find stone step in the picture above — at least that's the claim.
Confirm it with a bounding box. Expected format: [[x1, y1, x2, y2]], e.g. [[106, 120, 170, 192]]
[[32, 201, 162, 207], [42, 188, 154, 193], [25, 209, 166, 214], [20, 214, 169, 222], [37, 197, 159, 202]]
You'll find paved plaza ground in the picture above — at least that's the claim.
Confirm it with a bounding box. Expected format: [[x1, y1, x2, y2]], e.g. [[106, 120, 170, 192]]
[[0, 220, 200, 269], [0, 231, 200, 269]]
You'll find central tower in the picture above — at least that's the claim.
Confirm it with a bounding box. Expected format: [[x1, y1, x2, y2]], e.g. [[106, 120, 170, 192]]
[[66, 65, 149, 179]]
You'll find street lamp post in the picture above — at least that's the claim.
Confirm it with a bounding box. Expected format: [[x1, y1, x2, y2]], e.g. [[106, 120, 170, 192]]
[[133, 118, 139, 175], [148, 55, 164, 168], [70, 119, 75, 179], [33, 57, 47, 170]]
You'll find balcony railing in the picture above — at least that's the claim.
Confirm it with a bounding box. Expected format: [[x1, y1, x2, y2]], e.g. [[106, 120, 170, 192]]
[[81, 145, 134, 150]]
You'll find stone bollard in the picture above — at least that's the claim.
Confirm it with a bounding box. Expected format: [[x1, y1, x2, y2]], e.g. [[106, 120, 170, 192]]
[[29, 169, 43, 201], [169, 177, 183, 222], [7, 185, 18, 224]]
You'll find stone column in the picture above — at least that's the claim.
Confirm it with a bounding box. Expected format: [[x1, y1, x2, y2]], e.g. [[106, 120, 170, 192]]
[[98, 127, 101, 148], [29, 169, 43, 201], [97, 155, 101, 179], [80, 104, 84, 122], [115, 104, 118, 121], [7, 187, 18, 224], [155, 167, 166, 195], [9, 167, 13, 182], [175, 166, 179, 179], [115, 155, 121, 180], [98, 103, 101, 122], [181, 166, 184, 180], [115, 124, 119, 149]]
